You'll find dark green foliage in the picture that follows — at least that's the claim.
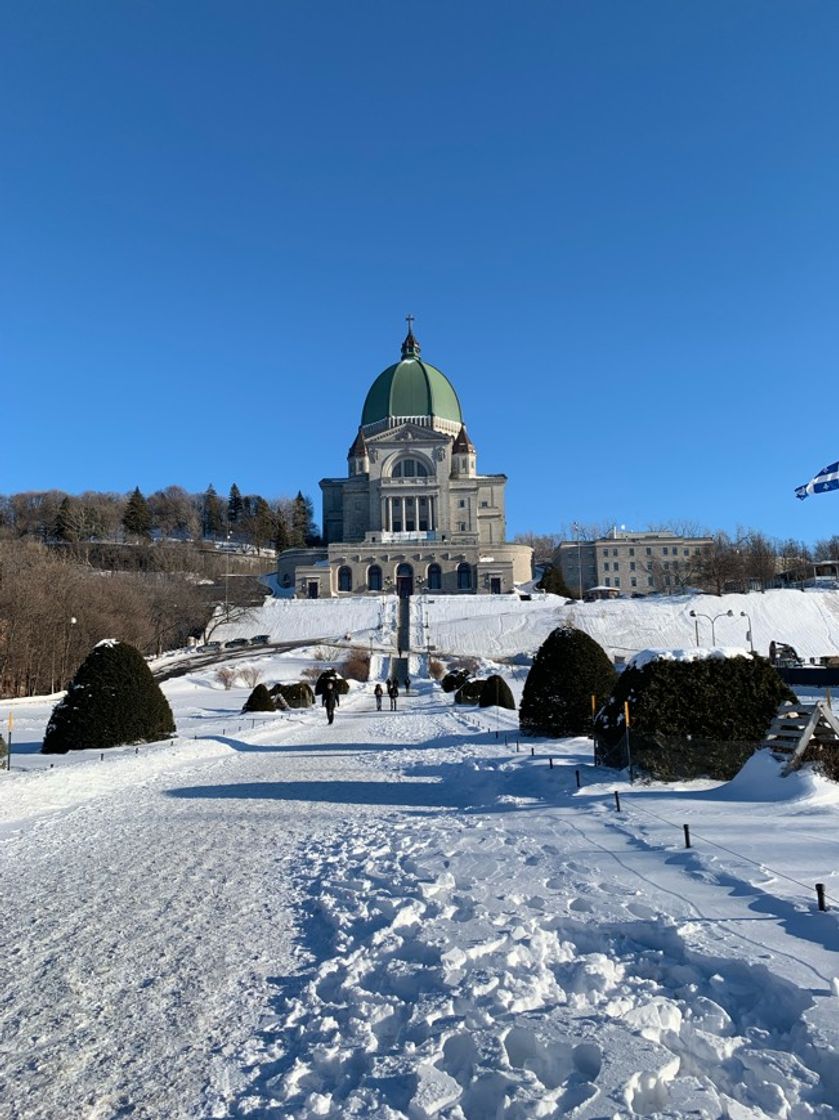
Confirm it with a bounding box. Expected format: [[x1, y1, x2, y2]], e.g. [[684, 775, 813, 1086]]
[[273, 509, 290, 552], [291, 491, 318, 547], [202, 485, 226, 538], [479, 675, 516, 710], [242, 683, 275, 713], [249, 497, 275, 550], [593, 654, 796, 779], [122, 487, 152, 539], [42, 641, 175, 754], [537, 565, 576, 599], [454, 679, 486, 704], [520, 626, 616, 738], [270, 682, 314, 708], [315, 669, 349, 696], [228, 483, 243, 524], [441, 669, 470, 694], [53, 496, 75, 542]]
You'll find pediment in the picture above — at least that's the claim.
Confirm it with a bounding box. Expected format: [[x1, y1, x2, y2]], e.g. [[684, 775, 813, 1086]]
[[367, 421, 450, 449]]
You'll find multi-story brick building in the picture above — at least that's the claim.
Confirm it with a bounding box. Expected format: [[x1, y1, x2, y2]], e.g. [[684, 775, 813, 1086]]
[[556, 529, 713, 597]]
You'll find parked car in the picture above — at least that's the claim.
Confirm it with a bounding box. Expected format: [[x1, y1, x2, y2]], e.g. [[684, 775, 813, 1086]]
[[199, 641, 222, 653], [250, 634, 270, 645], [224, 638, 250, 649]]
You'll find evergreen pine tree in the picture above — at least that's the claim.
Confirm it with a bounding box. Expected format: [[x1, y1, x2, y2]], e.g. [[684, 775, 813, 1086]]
[[42, 640, 175, 754], [273, 508, 290, 552], [228, 483, 243, 524], [291, 491, 316, 547], [250, 497, 275, 550], [202, 485, 226, 538], [122, 487, 152, 539], [242, 683, 276, 712], [53, 496, 75, 542], [537, 565, 576, 599], [520, 626, 616, 737]]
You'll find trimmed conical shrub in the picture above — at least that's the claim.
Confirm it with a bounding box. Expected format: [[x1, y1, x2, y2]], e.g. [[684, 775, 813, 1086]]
[[42, 640, 175, 754], [520, 626, 616, 738], [479, 675, 516, 710], [242, 683, 276, 713], [593, 652, 795, 778]]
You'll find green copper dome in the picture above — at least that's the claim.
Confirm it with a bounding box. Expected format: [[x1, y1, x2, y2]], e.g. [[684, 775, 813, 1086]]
[[361, 327, 463, 429]]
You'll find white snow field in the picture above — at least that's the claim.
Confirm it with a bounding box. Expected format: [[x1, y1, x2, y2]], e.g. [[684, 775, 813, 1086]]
[[3, 591, 839, 1118]]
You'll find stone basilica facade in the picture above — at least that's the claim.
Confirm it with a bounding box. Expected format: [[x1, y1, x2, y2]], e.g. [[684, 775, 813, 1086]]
[[276, 324, 532, 598]]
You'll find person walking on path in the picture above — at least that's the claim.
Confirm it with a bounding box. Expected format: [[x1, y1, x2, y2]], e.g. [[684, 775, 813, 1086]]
[[324, 680, 338, 725], [404, 677, 411, 695], [374, 682, 383, 711], [388, 679, 399, 711]]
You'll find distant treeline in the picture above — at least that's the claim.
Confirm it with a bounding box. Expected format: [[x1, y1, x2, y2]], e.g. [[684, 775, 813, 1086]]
[[0, 483, 321, 551]]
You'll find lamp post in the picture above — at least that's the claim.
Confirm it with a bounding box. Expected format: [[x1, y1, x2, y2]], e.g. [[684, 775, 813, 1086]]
[[572, 521, 583, 599], [740, 610, 755, 654], [689, 608, 734, 645], [224, 530, 232, 620]]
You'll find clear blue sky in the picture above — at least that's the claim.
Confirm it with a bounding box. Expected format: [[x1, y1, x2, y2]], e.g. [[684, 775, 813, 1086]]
[[3, 1, 839, 543]]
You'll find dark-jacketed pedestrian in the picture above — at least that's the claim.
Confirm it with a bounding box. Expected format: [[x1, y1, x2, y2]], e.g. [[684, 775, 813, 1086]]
[[324, 680, 337, 725], [388, 679, 399, 711], [374, 682, 383, 711]]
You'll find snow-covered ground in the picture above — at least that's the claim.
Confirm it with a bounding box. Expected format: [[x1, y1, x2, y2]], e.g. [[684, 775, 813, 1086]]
[[4, 592, 839, 1118]]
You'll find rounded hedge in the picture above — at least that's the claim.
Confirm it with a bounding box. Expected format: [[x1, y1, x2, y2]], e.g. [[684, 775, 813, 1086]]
[[271, 682, 314, 708], [479, 675, 516, 710], [520, 626, 616, 738], [441, 669, 470, 694], [454, 679, 486, 705], [242, 683, 276, 713], [594, 653, 795, 773], [42, 640, 175, 754], [315, 670, 349, 697]]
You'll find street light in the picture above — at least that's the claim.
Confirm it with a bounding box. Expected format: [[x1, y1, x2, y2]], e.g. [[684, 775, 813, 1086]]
[[689, 609, 734, 645], [740, 610, 755, 654], [572, 521, 583, 600]]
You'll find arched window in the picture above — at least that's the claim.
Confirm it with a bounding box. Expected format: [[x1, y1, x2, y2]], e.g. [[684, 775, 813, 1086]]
[[338, 566, 352, 592], [392, 458, 429, 478], [427, 563, 442, 591], [368, 564, 382, 592], [457, 562, 473, 590]]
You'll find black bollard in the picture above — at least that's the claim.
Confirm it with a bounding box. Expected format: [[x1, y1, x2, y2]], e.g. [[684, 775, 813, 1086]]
[[614, 790, 621, 812], [549, 757, 553, 769], [100, 753, 104, 762], [816, 883, 827, 911], [683, 824, 691, 849], [575, 769, 581, 788]]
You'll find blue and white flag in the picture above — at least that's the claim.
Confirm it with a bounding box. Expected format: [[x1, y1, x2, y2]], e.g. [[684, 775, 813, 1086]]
[[795, 460, 839, 500]]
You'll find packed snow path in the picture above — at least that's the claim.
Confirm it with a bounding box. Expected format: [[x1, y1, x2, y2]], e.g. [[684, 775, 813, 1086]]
[[3, 680, 839, 1118]]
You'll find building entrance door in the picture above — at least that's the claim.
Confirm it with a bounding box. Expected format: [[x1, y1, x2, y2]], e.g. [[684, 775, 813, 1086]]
[[307, 581, 319, 599], [396, 563, 414, 598], [490, 577, 502, 594]]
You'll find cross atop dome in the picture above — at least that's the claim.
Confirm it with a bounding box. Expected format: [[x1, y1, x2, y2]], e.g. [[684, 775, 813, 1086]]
[[401, 313, 421, 359]]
